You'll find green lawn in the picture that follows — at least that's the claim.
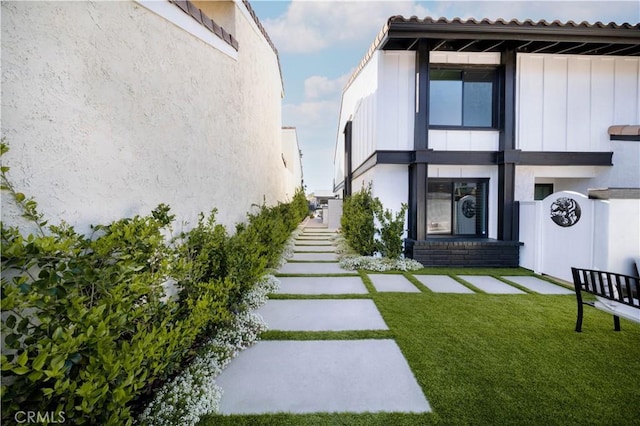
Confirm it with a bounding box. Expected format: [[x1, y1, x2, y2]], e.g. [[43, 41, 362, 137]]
[[200, 269, 640, 426]]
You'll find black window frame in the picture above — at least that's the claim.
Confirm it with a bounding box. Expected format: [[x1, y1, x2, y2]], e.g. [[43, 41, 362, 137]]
[[534, 183, 554, 201], [428, 64, 500, 131], [426, 178, 490, 238]]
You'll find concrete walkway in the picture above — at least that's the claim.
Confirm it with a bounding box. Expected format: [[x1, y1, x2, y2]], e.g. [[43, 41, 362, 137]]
[[216, 218, 431, 415], [215, 218, 573, 416]]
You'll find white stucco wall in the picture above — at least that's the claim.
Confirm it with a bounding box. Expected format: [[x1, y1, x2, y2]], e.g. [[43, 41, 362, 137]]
[[519, 195, 638, 279], [604, 199, 640, 276], [281, 127, 303, 200], [1, 1, 285, 234]]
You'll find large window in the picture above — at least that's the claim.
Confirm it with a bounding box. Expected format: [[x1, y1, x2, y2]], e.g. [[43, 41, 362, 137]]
[[427, 179, 489, 236], [429, 67, 497, 128]]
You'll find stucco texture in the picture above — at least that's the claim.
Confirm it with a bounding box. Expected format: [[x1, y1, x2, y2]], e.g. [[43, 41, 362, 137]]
[[1, 1, 286, 233]]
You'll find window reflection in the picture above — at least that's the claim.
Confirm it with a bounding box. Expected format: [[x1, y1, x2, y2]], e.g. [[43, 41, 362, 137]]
[[427, 180, 488, 236]]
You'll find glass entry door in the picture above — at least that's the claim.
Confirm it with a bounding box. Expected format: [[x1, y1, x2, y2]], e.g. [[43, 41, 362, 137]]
[[427, 179, 488, 237]]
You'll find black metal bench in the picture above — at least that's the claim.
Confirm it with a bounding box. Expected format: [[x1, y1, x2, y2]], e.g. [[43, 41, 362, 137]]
[[571, 267, 640, 331]]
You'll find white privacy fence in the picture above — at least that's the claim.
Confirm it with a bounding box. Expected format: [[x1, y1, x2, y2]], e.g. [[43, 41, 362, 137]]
[[519, 191, 640, 282]]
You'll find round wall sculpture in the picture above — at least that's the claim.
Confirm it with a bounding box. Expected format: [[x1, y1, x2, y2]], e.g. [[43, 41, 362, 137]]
[[461, 197, 475, 218], [550, 197, 582, 227]]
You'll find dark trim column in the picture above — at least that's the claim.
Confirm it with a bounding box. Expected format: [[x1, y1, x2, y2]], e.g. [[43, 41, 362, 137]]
[[409, 41, 430, 241], [344, 121, 353, 197], [408, 163, 427, 240], [414, 40, 430, 150], [498, 48, 517, 241]]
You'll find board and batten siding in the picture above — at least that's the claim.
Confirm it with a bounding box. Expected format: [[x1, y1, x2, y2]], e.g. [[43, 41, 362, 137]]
[[516, 53, 640, 152], [377, 51, 415, 152], [334, 51, 380, 188]]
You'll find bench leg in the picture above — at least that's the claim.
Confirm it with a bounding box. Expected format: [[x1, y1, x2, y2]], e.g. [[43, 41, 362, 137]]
[[613, 315, 621, 331], [575, 303, 583, 332]]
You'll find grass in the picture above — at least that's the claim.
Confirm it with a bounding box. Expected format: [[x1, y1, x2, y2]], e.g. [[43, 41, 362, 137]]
[[200, 269, 640, 426]]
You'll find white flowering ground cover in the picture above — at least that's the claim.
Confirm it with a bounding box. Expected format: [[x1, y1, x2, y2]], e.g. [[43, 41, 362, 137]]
[[137, 274, 280, 426], [334, 235, 423, 272], [275, 228, 303, 269], [339, 256, 423, 272]]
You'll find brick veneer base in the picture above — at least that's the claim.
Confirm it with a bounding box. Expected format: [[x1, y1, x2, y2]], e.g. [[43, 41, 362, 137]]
[[405, 238, 522, 267]]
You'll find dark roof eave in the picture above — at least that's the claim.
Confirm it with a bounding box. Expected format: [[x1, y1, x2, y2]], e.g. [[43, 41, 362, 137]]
[[344, 16, 640, 93], [384, 19, 640, 46]]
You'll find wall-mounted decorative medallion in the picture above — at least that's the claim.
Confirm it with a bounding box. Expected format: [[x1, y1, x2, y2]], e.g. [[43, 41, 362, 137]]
[[550, 197, 581, 227], [461, 198, 475, 218]]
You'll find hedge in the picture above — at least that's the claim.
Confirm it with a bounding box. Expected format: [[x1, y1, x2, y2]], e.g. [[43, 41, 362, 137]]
[[0, 141, 308, 424]]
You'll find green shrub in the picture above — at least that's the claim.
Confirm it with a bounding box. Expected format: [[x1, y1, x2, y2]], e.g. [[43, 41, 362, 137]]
[[0, 209, 217, 425], [291, 186, 309, 222], [341, 183, 408, 259], [374, 202, 408, 259], [341, 184, 377, 256], [0, 141, 306, 424]]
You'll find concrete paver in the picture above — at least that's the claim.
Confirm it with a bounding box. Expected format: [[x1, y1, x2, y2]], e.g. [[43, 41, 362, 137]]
[[459, 275, 526, 294], [297, 236, 334, 241], [290, 252, 339, 262], [216, 340, 431, 414], [368, 274, 421, 293], [278, 262, 352, 275], [413, 275, 475, 293], [217, 222, 433, 416], [502, 276, 574, 294], [302, 231, 338, 235], [256, 299, 388, 331], [293, 245, 336, 252], [277, 276, 368, 295]]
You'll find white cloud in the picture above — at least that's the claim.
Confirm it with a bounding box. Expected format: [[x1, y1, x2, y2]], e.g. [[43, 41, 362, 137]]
[[282, 100, 339, 129], [303, 70, 353, 99], [262, 0, 433, 53]]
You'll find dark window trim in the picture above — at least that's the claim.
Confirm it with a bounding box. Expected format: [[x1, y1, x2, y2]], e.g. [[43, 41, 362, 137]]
[[349, 149, 612, 170], [610, 135, 640, 141], [534, 183, 554, 200], [428, 64, 501, 130], [427, 177, 490, 237], [429, 125, 499, 131], [519, 151, 613, 166]]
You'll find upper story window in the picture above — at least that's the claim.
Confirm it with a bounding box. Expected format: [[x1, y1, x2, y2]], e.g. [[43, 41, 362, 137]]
[[429, 67, 498, 129]]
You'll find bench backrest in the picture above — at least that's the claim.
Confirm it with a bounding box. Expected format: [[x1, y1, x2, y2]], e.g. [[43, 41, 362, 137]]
[[571, 267, 640, 308]]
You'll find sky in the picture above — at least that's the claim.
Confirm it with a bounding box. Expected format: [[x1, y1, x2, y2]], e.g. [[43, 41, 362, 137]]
[[249, 0, 639, 193]]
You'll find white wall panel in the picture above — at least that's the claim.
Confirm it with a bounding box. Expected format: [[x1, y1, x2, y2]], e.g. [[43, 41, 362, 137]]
[[378, 52, 415, 151], [429, 130, 499, 151], [518, 54, 640, 154], [566, 57, 591, 151], [614, 59, 639, 124], [335, 52, 380, 177], [517, 55, 544, 150], [589, 58, 615, 151], [542, 57, 568, 150], [429, 130, 500, 151], [430, 51, 500, 64]]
